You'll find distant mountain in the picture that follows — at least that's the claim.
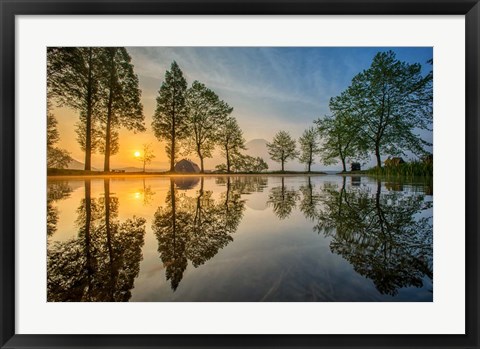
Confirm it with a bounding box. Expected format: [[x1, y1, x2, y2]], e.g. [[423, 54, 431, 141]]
[[114, 167, 166, 173], [67, 158, 99, 171], [66, 160, 164, 172], [244, 139, 275, 168]]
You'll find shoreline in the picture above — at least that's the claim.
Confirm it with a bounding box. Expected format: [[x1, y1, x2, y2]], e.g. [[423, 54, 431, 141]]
[[47, 172, 333, 180]]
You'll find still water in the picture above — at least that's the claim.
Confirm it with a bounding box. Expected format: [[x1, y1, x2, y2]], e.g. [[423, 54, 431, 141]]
[[47, 175, 433, 302]]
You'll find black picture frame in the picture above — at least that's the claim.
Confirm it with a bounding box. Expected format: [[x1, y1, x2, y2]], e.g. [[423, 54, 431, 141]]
[[1, 0, 478, 348]]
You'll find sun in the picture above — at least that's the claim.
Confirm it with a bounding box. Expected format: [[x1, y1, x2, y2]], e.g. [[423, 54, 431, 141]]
[[134, 151, 141, 158]]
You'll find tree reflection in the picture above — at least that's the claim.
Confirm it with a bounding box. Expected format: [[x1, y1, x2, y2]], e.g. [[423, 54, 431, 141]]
[[315, 179, 433, 296], [139, 178, 156, 206], [153, 177, 246, 291], [47, 179, 146, 301], [47, 181, 73, 236], [298, 176, 322, 221], [267, 177, 299, 220]]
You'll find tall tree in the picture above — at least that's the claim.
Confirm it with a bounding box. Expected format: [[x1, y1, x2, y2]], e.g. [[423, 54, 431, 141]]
[[152, 61, 188, 172], [47, 108, 71, 169], [47, 47, 102, 170], [334, 51, 433, 168], [184, 81, 233, 173], [217, 117, 246, 173], [315, 111, 364, 172], [298, 127, 320, 172], [267, 131, 298, 172], [98, 48, 145, 172]]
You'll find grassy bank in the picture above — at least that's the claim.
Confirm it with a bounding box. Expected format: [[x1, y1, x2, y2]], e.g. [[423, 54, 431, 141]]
[[364, 161, 433, 178]]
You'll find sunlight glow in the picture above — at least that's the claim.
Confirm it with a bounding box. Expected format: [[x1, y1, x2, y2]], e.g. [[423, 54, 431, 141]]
[[134, 151, 141, 158]]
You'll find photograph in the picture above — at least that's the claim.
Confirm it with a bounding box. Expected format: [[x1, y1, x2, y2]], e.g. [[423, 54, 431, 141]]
[[46, 46, 433, 302]]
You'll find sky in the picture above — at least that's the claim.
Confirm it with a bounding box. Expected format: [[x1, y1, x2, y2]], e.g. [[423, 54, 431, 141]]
[[52, 47, 433, 171]]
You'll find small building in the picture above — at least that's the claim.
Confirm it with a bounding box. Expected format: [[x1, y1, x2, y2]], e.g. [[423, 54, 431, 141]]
[[350, 162, 361, 171], [174, 159, 200, 173]]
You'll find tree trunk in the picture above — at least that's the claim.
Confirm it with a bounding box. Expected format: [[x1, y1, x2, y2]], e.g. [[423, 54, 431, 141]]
[[198, 150, 204, 173], [308, 161, 311, 173], [226, 146, 230, 173], [103, 51, 115, 172], [170, 134, 175, 172], [143, 160, 146, 173], [104, 112, 112, 172], [281, 160, 284, 172], [375, 145, 382, 168], [84, 48, 93, 171], [170, 81, 176, 172], [341, 157, 346, 172]]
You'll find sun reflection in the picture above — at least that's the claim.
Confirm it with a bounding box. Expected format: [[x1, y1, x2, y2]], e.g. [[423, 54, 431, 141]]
[[134, 192, 141, 199]]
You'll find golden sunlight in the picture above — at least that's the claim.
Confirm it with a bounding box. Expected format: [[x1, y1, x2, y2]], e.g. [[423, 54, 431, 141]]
[[134, 151, 141, 158]]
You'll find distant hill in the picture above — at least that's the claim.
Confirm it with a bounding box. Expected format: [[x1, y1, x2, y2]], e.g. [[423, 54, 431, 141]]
[[67, 158, 99, 171], [244, 139, 276, 168], [66, 160, 164, 172], [114, 166, 166, 173]]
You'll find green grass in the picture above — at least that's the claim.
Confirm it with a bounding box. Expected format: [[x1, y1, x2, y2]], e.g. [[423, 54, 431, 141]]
[[365, 161, 433, 178]]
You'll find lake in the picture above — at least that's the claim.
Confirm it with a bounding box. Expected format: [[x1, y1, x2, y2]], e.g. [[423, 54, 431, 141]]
[[47, 175, 433, 302]]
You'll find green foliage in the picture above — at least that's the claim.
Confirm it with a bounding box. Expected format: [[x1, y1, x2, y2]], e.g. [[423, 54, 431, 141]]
[[316, 109, 366, 172], [298, 127, 321, 172], [267, 131, 298, 172], [217, 117, 246, 173], [151, 61, 188, 172], [184, 80, 233, 172], [230, 154, 268, 173], [331, 51, 433, 167]]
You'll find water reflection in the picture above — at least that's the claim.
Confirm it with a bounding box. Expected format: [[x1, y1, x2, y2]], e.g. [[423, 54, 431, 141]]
[[47, 175, 433, 301], [267, 177, 299, 220], [47, 179, 146, 301], [315, 179, 433, 296], [298, 176, 322, 221], [47, 181, 72, 236], [153, 177, 246, 290]]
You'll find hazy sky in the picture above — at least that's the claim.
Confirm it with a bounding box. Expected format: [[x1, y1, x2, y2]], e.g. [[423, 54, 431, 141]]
[[53, 47, 433, 171]]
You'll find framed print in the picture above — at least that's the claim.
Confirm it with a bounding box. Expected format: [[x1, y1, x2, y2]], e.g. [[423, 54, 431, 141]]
[[1, 0, 479, 348]]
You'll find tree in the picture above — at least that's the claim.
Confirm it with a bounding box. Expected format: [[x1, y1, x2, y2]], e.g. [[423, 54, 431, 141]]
[[184, 81, 233, 173], [334, 51, 433, 168], [230, 154, 268, 173], [298, 127, 320, 172], [47, 109, 71, 169], [315, 111, 364, 172], [98, 48, 145, 172], [152, 61, 188, 172], [217, 117, 246, 173], [47, 47, 103, 170], [267, 131, 298, 172], [136, 143, 156, 172]]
